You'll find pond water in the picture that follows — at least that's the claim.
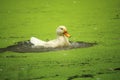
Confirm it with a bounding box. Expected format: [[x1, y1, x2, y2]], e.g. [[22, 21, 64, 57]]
[[0, 40, 96, 53]]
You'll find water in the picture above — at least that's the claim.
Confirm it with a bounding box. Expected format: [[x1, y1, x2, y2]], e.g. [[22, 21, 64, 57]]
[[0, 40, 96, 53]]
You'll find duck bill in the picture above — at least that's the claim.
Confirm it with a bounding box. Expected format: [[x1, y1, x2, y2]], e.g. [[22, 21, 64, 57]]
[[64, 32, 71, 37]]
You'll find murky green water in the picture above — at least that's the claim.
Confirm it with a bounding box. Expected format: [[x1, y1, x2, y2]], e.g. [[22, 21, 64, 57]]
[[0, 0, 120, 80]]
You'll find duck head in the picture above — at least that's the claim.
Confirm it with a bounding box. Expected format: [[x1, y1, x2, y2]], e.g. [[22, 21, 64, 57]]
[[56, 26, 71, 37]]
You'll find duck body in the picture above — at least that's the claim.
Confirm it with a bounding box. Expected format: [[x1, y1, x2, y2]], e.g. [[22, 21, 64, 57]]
[[30, 26, 71, 48]]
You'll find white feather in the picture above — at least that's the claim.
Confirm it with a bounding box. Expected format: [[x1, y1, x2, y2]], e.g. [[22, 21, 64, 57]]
[[30, 26, 71, 48]]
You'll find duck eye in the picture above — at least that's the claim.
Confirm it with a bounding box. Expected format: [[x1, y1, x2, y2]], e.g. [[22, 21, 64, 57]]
[[60, 28, 63, 30]]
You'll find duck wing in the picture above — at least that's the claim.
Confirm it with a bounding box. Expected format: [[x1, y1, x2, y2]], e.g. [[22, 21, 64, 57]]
[[30, 37, 46, 46]]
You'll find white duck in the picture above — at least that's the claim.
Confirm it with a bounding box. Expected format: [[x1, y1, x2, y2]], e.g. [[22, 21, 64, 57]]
[[30, 26, 71, 48]]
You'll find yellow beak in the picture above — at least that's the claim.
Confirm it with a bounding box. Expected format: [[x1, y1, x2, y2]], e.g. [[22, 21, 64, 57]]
[[64, 31, 71, 37]]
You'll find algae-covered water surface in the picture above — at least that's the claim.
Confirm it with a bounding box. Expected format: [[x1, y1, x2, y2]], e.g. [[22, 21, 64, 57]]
[[0, 0, 120, 80]]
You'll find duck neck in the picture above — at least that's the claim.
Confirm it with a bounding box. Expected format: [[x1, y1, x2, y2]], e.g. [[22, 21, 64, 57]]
[[57, 35, 70, 46]]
